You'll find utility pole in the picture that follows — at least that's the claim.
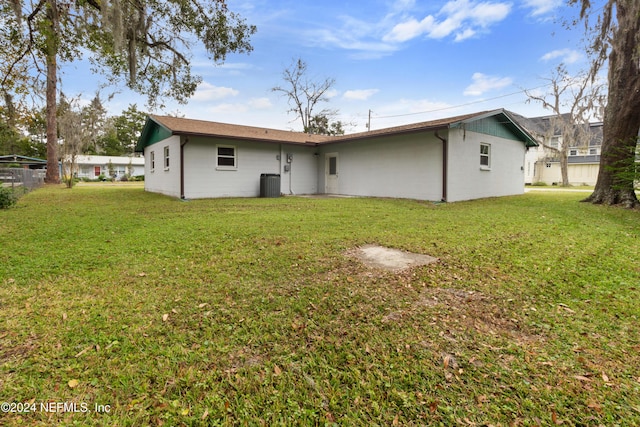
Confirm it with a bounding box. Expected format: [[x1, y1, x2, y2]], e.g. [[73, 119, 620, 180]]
[[367, 109, 372, 131]]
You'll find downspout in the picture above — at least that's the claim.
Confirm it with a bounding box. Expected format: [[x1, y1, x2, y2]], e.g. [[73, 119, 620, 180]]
[[289, 154, 294, 195], [180, 136, 189, 199], [435, 131, 448, 202]]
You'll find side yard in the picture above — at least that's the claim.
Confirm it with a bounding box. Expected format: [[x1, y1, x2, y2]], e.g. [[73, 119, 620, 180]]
[[1, 186, 639, 425]]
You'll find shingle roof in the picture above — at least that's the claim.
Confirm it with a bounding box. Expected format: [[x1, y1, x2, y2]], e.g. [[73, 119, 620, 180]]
[[149, 115, 332, 145], [149, 111, 495, 144], [137, 109, 536, 151]]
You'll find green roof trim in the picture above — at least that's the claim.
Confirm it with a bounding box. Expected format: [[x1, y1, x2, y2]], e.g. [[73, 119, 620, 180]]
[[135, 116, 173, 153], [450, 110, 538, 148]]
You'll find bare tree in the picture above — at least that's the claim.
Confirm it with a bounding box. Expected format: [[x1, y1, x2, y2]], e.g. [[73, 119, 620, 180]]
[[272, 58, 341, 133], [572, 0, 640, 207], [526, 64, 605, 186]]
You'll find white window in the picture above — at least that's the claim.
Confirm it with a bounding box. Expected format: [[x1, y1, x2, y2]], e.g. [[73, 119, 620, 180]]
[[589, 148, 598, 155], [150, 151, 155, 172], [216, 145, 237, 169], [164, 146, 170, 170], [569, 149, 578, 156], [480, 143, 491, 169]]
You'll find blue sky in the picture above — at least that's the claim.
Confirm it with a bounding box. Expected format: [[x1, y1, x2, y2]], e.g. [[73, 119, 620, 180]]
[[62, 0, 601, 133]]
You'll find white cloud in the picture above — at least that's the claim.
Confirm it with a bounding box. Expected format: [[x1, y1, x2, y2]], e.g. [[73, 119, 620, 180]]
[[304, 0, 510, 58], [384, 0, 511, 43], [191, 82, 239, 101], [463, 72, 512, 96], [302, 3, 422, 59], [247, 97, 273, 109], [306, 27, 399, 59], [391, 0, 416, 12], [325, 89, 340, 99], [540, 48, 582, 64], [523, 0, 562, 16], [203, 98, 273, 115], [208, 103, 248, 114], [454, 28, 476, 42], [384, 17, 432, 43], [343, 89, 380, 101]]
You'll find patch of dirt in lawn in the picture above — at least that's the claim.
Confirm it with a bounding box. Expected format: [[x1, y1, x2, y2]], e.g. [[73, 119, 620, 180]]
[[0, 332, 38, 365], [347, 244, 438, 271], [345, 245, 539, 346]]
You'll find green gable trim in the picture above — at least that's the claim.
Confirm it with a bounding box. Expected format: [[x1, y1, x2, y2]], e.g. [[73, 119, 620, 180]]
[[453, 116, 520, 140], [135, 117, 173, 153], [451, 111, 538, 147]]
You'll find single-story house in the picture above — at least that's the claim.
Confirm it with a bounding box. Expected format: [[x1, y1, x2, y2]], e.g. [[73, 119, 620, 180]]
[[0, 154, 48, 169], [134, 109, 537, 202], [71, 155, 145, 180]]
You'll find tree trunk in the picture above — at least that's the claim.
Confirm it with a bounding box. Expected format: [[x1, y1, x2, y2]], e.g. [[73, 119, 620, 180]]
[[44, 0, 60, 184], [560, 153, 570, 186], [583, 0, 640, 208]]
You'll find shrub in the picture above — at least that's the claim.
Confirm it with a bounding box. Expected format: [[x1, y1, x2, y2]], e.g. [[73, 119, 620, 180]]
[[0, 186, 17, 209]]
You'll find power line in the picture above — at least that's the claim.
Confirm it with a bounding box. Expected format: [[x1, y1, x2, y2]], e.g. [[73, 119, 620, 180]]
[[371, 83, 553, 120]]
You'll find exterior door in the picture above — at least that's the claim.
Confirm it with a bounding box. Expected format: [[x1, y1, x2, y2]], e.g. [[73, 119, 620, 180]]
[[325, 153, 338, 194]]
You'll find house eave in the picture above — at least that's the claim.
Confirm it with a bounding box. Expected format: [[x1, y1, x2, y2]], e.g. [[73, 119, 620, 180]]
[[166, 130, 321, 146], [451, 109, 539, 148]]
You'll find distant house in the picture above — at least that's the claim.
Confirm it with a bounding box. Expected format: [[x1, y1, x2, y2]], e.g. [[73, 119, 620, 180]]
[[0, 154, 47, 169], [135, 109, 537, 202], [514, 113, 603, 186], [71, 155, 145, 180], [0, 155, 47, 188]]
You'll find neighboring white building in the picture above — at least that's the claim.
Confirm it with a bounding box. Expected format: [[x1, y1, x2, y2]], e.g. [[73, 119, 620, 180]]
[[135, 110, 537, 202], [71, 155, 145, 180], [514, 112, 603, 186]]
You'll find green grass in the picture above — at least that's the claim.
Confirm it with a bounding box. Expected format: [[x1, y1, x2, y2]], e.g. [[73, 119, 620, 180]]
[[1, 185, 639, 426]]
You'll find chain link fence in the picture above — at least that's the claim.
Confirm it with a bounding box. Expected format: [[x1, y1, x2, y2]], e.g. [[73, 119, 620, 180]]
[[0, 168, 46, 192]]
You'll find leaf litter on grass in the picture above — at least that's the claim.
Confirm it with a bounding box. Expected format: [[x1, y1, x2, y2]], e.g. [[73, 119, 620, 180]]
[[2, 188, 640, 425]]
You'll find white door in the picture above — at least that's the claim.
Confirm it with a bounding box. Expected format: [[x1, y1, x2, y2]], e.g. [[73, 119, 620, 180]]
[[325, 153, 338, 194]]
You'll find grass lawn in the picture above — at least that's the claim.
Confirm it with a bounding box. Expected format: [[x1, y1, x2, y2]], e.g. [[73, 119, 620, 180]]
[[1, 185, 639, 426]]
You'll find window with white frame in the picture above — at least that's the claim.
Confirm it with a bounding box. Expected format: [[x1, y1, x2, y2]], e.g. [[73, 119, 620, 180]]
[[569, 149, 578, 156], [589, 148, 598, 155], [480, 143, 491, 169], [216, 145, 237, 169], [164, 146, 170, 170], [150, 151, 155, 172]]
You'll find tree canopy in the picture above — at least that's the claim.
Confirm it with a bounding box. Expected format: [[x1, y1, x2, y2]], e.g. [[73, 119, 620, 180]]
[[1, 0, 256, 183]]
